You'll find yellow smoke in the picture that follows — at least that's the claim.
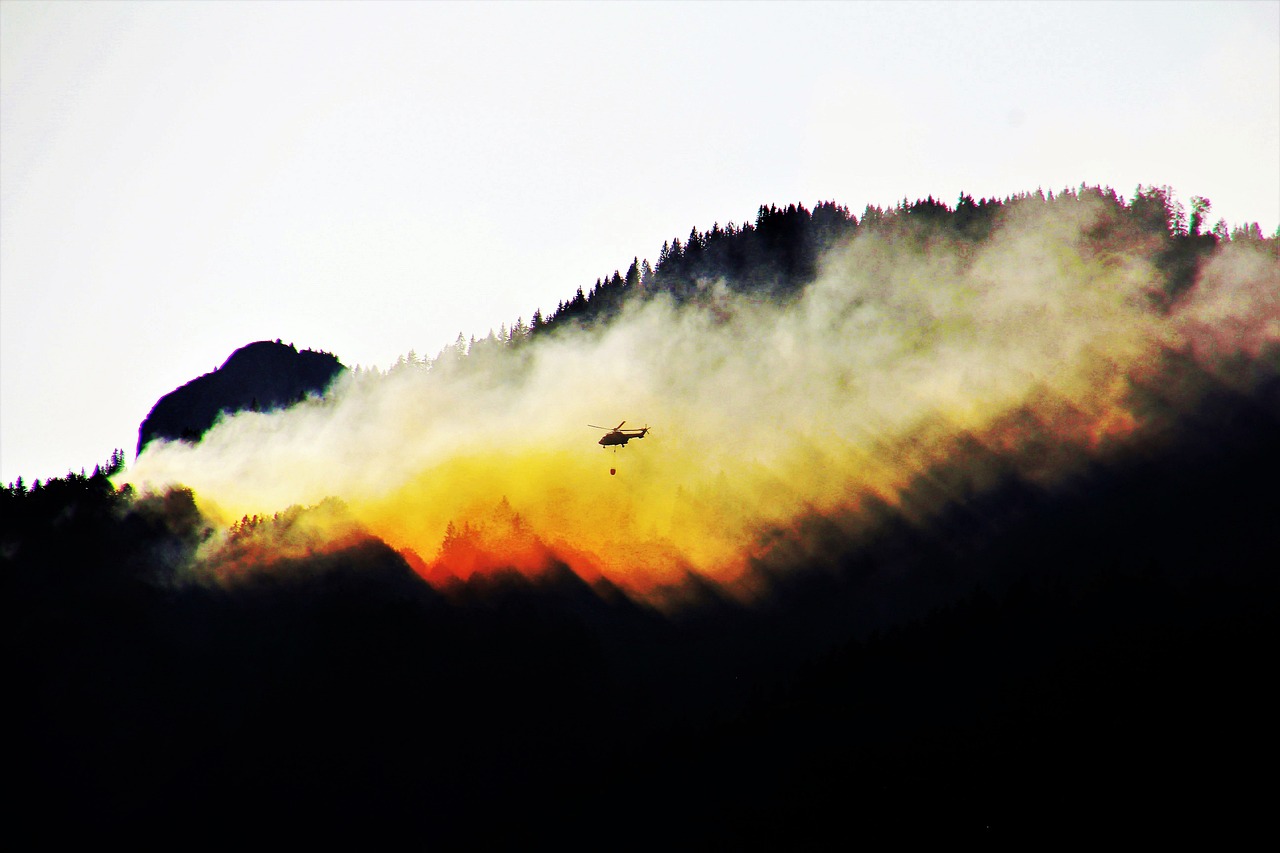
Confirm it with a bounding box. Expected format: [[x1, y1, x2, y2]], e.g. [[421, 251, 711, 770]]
[[123, 196, 1277, 597]]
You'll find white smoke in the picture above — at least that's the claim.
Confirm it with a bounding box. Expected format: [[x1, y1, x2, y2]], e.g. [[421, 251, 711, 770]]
[[124, 194, 1279, 591]]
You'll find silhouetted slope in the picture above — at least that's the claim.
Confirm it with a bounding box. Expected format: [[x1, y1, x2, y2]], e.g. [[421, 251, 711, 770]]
[[9, 184, 1278, 843], [586, 363, 1280, 843], [136, 340, 344, 454], [8, 365, 1277, 842]]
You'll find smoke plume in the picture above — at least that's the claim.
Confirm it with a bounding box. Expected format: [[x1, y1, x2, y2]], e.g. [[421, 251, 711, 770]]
[[124, 194, 1279, 600]]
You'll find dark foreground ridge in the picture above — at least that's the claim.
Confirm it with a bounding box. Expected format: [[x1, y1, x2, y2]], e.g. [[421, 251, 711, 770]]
[[9, 185, 1277, 843], [136, 340, 344, 454], [7, 359, 1278, 844]]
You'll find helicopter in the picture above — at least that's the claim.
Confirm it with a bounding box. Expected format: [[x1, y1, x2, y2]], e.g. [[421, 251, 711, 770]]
[[589, 421, 649, 447]]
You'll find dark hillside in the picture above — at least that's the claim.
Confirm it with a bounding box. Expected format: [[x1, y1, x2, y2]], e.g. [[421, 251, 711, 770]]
[[136, 340, 344, 454], [7, 357, 1277, 842], [8, 186, 1277, 843]]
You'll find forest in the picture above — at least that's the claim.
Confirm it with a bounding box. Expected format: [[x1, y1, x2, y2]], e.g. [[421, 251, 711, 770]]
[[369, 184, 1271, 372], [5, 184, 1278, 843]]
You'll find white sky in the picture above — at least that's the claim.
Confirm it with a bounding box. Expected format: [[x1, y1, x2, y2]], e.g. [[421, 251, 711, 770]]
[[2, 0, 1278, 485]]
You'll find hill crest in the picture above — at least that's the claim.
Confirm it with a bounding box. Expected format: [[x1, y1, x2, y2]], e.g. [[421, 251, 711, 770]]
[[137, 340, 344, 455]]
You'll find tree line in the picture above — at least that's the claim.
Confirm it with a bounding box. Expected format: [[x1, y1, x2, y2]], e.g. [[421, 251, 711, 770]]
[[371, 184, 1274, 373]]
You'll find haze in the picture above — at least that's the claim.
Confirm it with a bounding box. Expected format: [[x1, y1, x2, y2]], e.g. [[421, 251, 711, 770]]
[[3, 0, 1278, 485]]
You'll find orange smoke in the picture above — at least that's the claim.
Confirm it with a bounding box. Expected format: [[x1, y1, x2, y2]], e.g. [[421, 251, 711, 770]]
[[195, 498, 376, 584], [361, 364, 1151, 600]]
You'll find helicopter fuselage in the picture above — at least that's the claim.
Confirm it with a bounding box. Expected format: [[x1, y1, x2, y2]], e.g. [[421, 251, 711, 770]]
[[599, 430, 646, 447]]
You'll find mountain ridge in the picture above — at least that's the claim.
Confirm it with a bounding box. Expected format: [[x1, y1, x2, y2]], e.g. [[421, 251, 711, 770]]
[[136, 340, 344, 455]]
